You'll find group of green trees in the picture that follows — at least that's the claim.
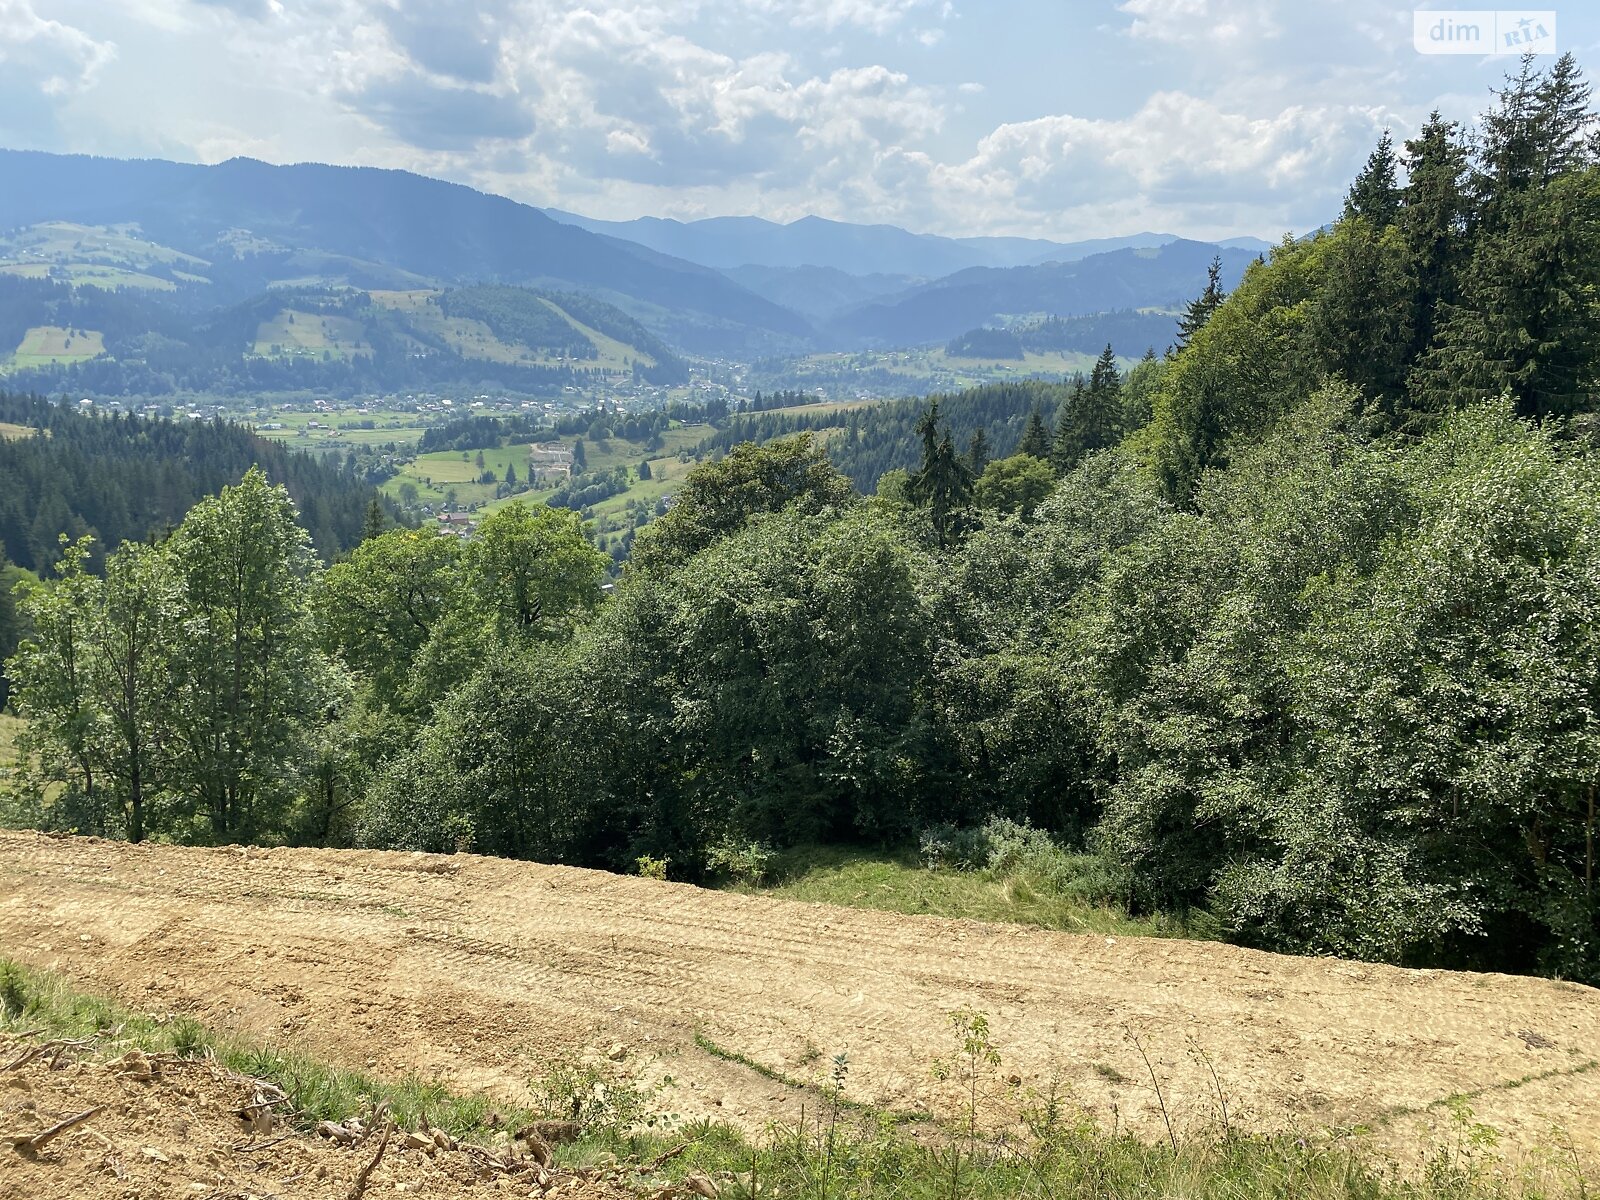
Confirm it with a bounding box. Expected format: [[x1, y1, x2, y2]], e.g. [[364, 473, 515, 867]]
[[5, 471, 605, 847], [6, 56, 1600, 982], [0, 392, 389, 573]]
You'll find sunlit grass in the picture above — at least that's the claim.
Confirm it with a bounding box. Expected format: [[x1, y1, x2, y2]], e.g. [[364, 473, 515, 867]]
[[720, 843, 1206, 939]]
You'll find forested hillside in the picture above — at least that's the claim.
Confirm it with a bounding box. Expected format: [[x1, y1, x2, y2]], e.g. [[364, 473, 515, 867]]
[[0, 150, 814, 357], [6, 56, 1600, 986], [0, 278, 689, 397], [0, 393, 390, 571]]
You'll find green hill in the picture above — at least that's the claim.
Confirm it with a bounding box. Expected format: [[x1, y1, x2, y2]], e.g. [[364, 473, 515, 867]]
[[0, 276, 688, 396]]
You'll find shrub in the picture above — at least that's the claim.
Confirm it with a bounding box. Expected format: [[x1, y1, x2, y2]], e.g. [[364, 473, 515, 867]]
[[706, 838, 775, 886]]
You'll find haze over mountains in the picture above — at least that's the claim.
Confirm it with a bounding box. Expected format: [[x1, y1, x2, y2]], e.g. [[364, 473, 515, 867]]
[[0, 150, 1277, 368], [546, 209, 1272, 277]]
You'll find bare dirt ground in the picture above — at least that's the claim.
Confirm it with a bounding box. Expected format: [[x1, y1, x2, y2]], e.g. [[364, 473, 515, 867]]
[[0, 1030, 635, 1200], [2, 831, 1598, 1176]]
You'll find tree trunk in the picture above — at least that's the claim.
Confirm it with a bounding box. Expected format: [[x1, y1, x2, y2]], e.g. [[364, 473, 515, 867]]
[[1587, 783, 1594, 895]]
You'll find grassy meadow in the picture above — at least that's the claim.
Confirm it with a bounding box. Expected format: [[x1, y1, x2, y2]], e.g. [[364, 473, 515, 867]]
[[717, 843, 1205, 940], [6, 324, 107, 370]]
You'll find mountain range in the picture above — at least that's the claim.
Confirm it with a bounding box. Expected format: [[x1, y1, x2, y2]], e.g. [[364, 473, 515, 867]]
[[544, 209, 1273, 276], [0, 149, 1277, 367]]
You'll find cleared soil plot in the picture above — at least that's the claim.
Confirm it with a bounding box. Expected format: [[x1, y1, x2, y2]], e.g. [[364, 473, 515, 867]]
[[0, 1031, 632, 1200], [0, 831, 1596, 1171]]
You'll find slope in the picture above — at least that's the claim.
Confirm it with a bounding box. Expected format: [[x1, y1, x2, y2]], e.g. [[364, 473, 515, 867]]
[[832, 240, 1262, 347], [1, 831, 1595, 1168], [0, 150, 815, 357]]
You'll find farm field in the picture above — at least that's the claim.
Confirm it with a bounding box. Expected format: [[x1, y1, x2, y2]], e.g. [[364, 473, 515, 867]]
[[0, 222, 209, 293], [752, 347, 1111, 396], [252, 408, 432, 450], [391, 422, 714, 522], [7, 324, 107, 369], [0, 831, 1596, 1170], [251, 309, 371, 359], [369, 289, 658, 373]]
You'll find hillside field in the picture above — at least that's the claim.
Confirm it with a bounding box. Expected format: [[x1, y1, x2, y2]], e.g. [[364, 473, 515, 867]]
[[7, 324, 106, 370], [1, 831, 1596, 1174]]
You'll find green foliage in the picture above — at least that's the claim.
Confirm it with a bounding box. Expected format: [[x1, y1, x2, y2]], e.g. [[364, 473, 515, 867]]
[[1082, 395, 1600, 972], [629, 433, 856, 576], [463, 502, 606, 645], [316, 526, 461, 706], [907, 400, 974, 547], [1146, 55, 1600, 501], [635, 854, 671, 881], [972, 453, 1055, 519], [0, 392, 389, 572], [704, 837, 775, 885], [435, 284, 596, 358]]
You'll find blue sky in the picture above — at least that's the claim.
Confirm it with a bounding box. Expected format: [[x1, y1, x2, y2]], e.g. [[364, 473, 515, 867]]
[[1, 1, 1594, 240]]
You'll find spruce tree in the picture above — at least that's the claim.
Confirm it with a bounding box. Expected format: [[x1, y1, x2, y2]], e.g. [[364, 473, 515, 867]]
[[1416, 54, 1600, 419], [1343, 130, 1401, 227], [1056, 347, 1123, 470], [1017, 405, 1053, 459], [1398, 112, 1471, 370], [907, 400, 973, 548], [1052, 376, 1085, 470], [1174, 256, 1226, 352], [966, 428, 990, 475], [361, 499, 386, 542]]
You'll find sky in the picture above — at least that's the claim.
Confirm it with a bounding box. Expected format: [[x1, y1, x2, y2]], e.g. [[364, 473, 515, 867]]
[[1, 1, 1595, 242]]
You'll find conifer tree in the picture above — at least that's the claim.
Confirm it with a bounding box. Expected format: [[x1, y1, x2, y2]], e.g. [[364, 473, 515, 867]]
[[1417, 54, 1600, 419], [1056, 347, 1123, 470], [907, 400, 972, 548], [1017, 405, 1053, 459], [1174, 256, 1226, 352], [1343, 130, 1401, 227], [361, 499, 387, 542], [1398, 111, 1471, 370], [966, 428, 990, 475]]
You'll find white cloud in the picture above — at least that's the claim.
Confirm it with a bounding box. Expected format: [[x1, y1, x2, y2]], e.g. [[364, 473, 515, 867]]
[[6, 0, 1482, 241], [747, 0, 947, 34], [0, 0, 115, 94], [1118, 0, 1280, 47]]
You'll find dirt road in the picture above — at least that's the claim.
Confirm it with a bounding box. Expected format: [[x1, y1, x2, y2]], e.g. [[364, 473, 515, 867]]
[[1, 831, 1596, 1166]]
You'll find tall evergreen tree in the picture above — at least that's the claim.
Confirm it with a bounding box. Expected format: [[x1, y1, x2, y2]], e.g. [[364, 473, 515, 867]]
[[1343, 130, 1401, 227], [1056, 347, 1124, 470], [966, 428, 990, 476], [1416, 55, 1600, 419], [1398, 112, 1471, 374], [1017, 405, 1053, 459], [907, 400, 973, 548], [361, 499, 387, 542], [1174, 256, 1226, 352]]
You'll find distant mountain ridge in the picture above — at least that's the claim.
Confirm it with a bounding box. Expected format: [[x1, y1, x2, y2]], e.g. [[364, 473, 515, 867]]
[[0, 148, 1278, 361], [830, 240, 1260, 347], [545, 208, 1274, 277], [0, 149, 813, 357]]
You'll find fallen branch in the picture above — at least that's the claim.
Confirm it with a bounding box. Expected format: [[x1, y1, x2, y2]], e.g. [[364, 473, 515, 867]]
[[642, 1142, 689, 1173], [231, 1132, 294, 1154], [8, 1104, 106, 1152], [2, 1038, 94, 1073], [346, 1120, 393, 1200]]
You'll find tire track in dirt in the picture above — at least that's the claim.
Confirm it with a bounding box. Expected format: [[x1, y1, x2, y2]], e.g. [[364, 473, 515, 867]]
[[1, 831, 1597, 1166]]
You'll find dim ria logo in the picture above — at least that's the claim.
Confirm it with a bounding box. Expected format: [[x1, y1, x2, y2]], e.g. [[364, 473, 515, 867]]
[[1413, 10, 1557, 54]]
